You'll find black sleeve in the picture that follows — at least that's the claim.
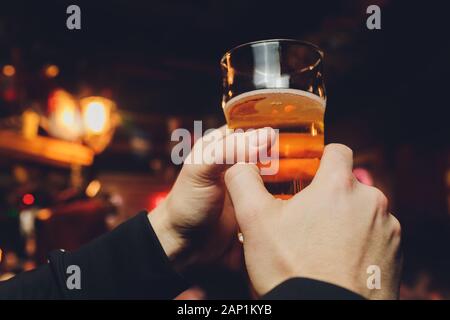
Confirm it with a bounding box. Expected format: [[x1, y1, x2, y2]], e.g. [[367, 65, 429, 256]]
[[0, 211, 363, 300], [262, 278, 365, 300], [0, 211, 188, 299]]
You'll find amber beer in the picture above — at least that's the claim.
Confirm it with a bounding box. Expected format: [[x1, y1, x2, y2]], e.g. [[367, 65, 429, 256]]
[[224, 88, 325, 198]]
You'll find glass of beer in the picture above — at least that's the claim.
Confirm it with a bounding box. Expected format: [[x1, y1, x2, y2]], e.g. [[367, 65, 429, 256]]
[[220, 39, 326, 198]]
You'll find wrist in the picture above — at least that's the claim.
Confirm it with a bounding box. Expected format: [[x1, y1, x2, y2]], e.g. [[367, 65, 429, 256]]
[[147, 200, 185, 266]]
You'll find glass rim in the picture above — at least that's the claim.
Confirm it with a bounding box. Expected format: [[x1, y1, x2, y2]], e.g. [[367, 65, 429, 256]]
[[220, 38, 324, 66]]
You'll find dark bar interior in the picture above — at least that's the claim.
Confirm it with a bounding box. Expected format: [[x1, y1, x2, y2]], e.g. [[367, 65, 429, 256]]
[[0, 0, 449, 300]]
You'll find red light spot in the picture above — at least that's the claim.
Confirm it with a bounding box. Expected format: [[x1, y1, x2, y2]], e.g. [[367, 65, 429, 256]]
[[22, 193, 35, 206], [148, 192, 168, 210], [3, 88, 17, 102], [154, 195, 165, 206], [353, 168, 374, 186]]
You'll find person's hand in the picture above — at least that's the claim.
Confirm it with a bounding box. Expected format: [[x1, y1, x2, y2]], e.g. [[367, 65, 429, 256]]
[[149, 126, 276, 271], [224, 144, 402, 299]]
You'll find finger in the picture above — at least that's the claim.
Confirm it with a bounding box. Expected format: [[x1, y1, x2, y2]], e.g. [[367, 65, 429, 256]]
[[220, 127, 276, 165], [312, 143, 354, 185], [224, 163, 274, 224], [185, 126, 276, 180]]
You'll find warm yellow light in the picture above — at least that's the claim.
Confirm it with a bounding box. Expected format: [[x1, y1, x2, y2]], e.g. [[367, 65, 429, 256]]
[[85, 179, 101, 198], [13, 165, 28, 183], [80, 96, 118, 153], [310, 123, 317, 136], [83, 101, 109, 134], [225, 55, 234, 85], [2, 65, 15, 77], [51, 103, 83, 139], [22, 110, 40, 139], [48, 90, 83, 141], [63, 106, 77, 125], [45, 65, 59, 78], [36, 209, 53, 221]]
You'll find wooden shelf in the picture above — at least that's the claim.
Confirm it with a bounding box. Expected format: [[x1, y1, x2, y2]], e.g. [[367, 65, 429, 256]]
[[0, 130, 94, 167]]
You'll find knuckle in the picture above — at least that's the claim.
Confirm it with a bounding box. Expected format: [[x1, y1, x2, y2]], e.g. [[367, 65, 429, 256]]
[[320, 143, 354, 191], [390, 215, 402, 236], [365, 186, 388, 210], [375, 188, 388, 209], [325, 143, 353, 160]]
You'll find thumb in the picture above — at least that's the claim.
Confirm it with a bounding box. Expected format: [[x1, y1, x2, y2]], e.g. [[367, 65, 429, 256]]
[[224, 163, 274, 226]]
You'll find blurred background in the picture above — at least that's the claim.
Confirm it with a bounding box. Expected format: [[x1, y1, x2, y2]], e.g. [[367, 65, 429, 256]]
[[0, 0, 449, 299]]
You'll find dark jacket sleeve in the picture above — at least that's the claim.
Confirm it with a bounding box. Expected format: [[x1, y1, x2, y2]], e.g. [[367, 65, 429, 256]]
[[0, 211, 363, 300], [262, 277, 365, 300], [0, 211, 188, 299]]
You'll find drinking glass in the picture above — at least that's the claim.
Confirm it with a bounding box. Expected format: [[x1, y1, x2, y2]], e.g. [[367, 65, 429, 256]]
[[221, 39, 326, 198]]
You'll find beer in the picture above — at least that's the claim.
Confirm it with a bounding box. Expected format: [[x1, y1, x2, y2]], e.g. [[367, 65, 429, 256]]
[[224, 88, 325, 198]]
